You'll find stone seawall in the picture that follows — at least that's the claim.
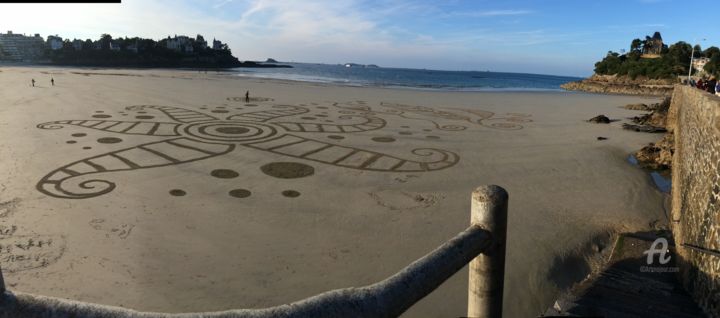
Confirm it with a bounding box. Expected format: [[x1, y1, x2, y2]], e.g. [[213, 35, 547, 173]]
[[669, 85, 720, 316]]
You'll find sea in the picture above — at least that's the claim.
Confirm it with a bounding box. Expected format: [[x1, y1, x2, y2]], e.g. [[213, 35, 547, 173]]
[[231, 62, 582, 91]]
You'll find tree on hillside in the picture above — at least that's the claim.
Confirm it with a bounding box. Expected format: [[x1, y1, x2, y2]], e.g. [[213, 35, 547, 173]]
[[631, 38, 643, 53]]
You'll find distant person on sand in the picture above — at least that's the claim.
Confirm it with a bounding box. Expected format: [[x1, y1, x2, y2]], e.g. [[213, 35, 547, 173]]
[[245, 90, 250, 103], [51, 77, 54, 86], [31, 79, 35, 87]]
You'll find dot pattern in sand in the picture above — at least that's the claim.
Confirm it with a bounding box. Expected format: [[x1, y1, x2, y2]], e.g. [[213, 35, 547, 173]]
[[97, 137, 122, 144], [260, 162, 315, 179], [229, 189, 251, 198], [282, 190, 301, 198], [92, 114, 112, 119], [72, 133, 87, 137], [372, 137, 396, 143], [169, 189, 186, 196], [211, 169, 239, 179]]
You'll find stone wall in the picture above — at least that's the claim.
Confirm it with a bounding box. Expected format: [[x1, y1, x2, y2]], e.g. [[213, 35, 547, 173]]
[[670, 85, 720, 316]]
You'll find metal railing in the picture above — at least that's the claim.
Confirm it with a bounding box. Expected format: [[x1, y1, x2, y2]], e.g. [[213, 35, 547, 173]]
[[0, 185, 508, 318]]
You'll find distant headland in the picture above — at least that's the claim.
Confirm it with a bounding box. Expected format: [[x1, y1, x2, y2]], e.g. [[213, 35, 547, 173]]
[[0, 31, 291, 69], [562, 32, 719, 95]]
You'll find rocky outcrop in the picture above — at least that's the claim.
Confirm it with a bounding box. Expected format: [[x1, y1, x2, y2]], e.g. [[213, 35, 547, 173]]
[[588, 115, 611, 123], [634, 133, 674, 169], [631, 96, 674, 169], [562, 74, 674, 96]]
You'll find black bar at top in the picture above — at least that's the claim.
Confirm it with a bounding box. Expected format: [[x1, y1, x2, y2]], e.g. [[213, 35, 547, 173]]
[[0, 1, 120, 3]]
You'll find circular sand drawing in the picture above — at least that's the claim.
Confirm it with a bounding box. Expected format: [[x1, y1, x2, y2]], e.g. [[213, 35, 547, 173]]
[[72, 133, 87, 137], [97, 137, 122, 144], [372, 137, 396, 143], [229, 189, 251, 198], [183, 121, 277, 143], [34, 102, 466, 199], [282, 190, 301, 198], [260, 162, 315, 179], [169, 189, 186, 196], [211, 169, 239, 179]]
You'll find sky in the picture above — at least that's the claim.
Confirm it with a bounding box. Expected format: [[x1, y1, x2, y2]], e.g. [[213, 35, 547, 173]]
[[0, 0, 715, 77]]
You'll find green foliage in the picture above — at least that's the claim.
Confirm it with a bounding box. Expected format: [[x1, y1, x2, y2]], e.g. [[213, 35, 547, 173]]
[[47, 34, 240, 68], [594, 38, 693, 79], [704, 49, 720, 77]]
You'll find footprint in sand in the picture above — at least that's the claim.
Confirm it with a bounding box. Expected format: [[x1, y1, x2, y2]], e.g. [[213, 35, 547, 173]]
[[369, 190, 443, 211], [89, 218, 135, 239], [0, 235, 66, 273]]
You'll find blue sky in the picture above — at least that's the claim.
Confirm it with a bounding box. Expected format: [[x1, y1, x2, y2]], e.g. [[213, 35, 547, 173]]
[[0, 0, 715, 76]]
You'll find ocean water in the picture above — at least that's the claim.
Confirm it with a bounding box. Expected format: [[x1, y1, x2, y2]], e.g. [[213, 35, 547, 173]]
[[232, 63, 581, 91]]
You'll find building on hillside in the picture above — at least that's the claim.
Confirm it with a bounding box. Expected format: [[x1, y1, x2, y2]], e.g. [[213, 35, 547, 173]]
[[0, 31, 46, 61], [109, 41, 121, 51], [692, 57, 710, 75], [72, 39, 83, 50], [642, 32, 665, 58], [47, 35, 63, 50], [195, 34, 207, 49], [126, 40, 139, 53], [212, 38, 226, 50], [167, 35, 193, 53]]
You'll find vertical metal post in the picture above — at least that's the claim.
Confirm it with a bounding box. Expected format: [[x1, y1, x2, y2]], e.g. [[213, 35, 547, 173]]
[[467, 185, 508, 318], [0, 265, 5, 294]]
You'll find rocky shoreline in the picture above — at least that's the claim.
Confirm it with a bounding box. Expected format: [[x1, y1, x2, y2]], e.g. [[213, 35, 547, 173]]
[[625, 97, 674, 170], [562, 74, 674, 96]]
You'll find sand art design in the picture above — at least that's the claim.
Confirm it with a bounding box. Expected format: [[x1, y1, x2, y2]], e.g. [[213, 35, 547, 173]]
[[36, 102, 459, 199], [368, 102, 533, 130]]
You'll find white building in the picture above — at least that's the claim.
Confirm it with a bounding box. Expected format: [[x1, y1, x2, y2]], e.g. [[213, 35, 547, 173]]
[[212, 39, 225, 50], [72, 39, 83, 50], [167, 35, 193, 53], [109, 41, 121, 51], [693, 57, 710, 73], [47, 35, 63, 50]]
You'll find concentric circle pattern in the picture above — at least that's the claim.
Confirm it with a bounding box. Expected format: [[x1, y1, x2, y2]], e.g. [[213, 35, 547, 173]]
[[182, 121, 277, 142]]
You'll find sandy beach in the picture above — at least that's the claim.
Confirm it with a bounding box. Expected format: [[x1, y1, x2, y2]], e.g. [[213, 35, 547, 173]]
[[0, 67, 666, 317]]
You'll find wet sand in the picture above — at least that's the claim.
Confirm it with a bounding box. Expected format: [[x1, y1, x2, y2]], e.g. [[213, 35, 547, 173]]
[[0, 67, 666, 317]]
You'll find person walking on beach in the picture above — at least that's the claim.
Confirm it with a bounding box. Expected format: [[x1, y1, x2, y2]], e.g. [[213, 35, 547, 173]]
[[31, 79, 35, 87], [245, 90, 250, 103], [50, 77, 54, 86]]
